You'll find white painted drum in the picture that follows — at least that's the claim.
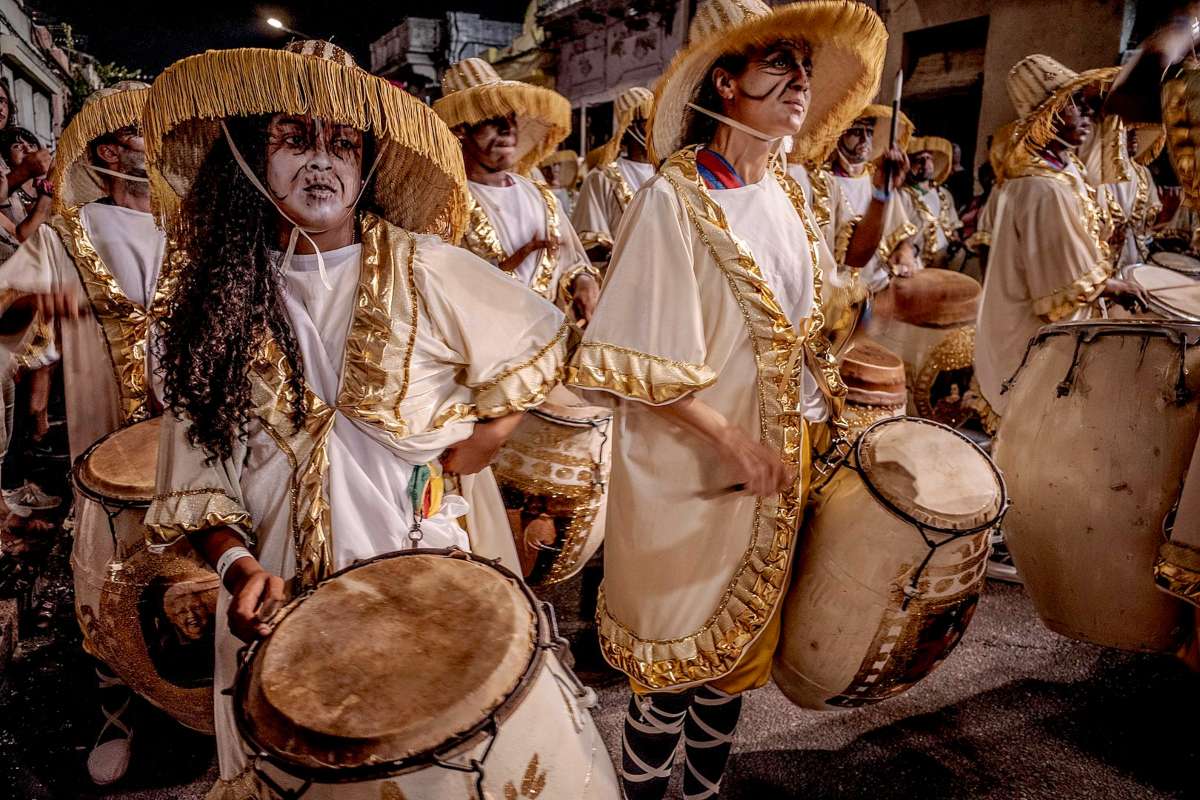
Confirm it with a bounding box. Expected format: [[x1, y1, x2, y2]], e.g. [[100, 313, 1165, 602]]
[[1125, 263, 1200, 322]]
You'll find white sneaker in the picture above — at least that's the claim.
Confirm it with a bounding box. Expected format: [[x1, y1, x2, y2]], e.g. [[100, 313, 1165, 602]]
[[88, 670, 133, 786], [986, 529, 1023, 584], [8, 481, 60, 511]]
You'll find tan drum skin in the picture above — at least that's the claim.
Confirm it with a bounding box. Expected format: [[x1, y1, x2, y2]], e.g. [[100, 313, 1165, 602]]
[[72, 416, 217, 734], [494, 384, 613, 586], [236, 551, 619, 799], [1125, 263, 1200, 322], [993, 320, 1200, 652], [774, 417, 1003, 711], [1150, 250, 1200, 278]]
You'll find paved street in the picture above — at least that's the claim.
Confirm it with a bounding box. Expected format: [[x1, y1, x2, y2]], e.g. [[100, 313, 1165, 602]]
[[2, 557, 1197, 800]]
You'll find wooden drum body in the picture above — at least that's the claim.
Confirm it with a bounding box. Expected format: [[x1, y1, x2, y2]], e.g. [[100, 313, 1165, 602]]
[[994, 321, 1200, 652], [494, 386, 613, 585], [235, 550, 619, 799], [72, 417, 217, 733], [838, 337, 907, 437], [775, 417, 1004, 711]]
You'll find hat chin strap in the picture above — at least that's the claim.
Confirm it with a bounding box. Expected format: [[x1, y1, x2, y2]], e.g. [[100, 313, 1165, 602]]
[[86, 165, 150, 183], [219, 121, 382, 291], [686, 103, 793, 158]]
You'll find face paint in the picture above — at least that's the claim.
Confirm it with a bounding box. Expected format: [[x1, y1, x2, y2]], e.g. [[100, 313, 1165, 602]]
[[265, 113, 365, 232], [462, 113, 519, 173], [838, 122, 873, 163], [910, 151, 936, 182], [719, 40, 813, 140]]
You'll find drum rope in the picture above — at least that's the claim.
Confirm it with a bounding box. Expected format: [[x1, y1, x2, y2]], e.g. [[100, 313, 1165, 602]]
[[1055, 334, 1087, 397]]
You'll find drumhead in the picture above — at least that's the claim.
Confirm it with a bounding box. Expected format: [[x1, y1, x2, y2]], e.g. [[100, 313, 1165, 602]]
[[1150, 250, 1200, 276], [242, 551, 540, 772], [888, 270, 982, 328], [1128, 264, 1200, 322], [76, 417, 161, 504], [857, 417, 1003, 532]]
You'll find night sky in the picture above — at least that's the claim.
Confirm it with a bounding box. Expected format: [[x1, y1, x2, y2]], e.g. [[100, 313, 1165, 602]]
[[31, 2, 527, 77]]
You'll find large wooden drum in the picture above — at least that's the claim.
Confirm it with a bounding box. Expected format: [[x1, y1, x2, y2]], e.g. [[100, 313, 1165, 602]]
[[72, 417, 217, 734], [838, 337, 906, 437], [774, 417, 1004, 710], [494, 385, 612, 585], [235, 550, 619, 798], [868, 269, 984, 427], [993, 320, 1200, 652]]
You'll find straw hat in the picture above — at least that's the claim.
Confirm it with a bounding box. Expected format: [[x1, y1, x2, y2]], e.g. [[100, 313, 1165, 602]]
[[906, 135, 954, 184], [989, 121, 1019, 184], [1006, 54, 1118, 165], [587, 86, 654, 170], [647, 0, 887, 164], [802, 102, 913, 166], [540, 149, 581, 189], [434, 58, 572, 175], [51, 81, 149, 214], [142, 41, 469, 242]]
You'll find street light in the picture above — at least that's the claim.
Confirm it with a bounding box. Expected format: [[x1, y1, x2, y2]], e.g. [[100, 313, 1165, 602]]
[[265, 16, 312, 39]]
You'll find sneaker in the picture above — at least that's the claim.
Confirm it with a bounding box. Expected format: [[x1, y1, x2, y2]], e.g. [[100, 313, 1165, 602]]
[[88, 669, 133, 786], [7, 481, 60, 511], [986, 528, 1022, 584]]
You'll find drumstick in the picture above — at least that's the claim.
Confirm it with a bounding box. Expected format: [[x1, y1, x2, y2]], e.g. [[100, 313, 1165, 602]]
[[697, 482, 746, 499], [885, 71, 903, 190]]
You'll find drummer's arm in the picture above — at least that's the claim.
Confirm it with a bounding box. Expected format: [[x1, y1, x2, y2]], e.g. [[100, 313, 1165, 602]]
[[441, 411, 525, 475], [190, 526, 285, 641], [844, 147, 910, 269]]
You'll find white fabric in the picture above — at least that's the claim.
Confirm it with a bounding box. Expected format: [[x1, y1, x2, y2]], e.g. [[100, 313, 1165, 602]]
[[469, 174, 548, 287], [616, 157, 656, 193], [708, 175, 828, 422], [79, 203, 164, 308], [787, 163, 814, 206]]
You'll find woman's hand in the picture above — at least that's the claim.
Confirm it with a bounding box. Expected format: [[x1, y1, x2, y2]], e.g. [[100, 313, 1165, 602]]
[[224, 558, 287, 642], [713, 423, 795, 497]]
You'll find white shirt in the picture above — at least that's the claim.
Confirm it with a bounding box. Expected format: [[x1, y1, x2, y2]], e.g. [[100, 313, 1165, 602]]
[[469, 174, 547, 286], [709, 174, 828, 422], [615, 157, 655, 193], [80, 202, 165, 308]]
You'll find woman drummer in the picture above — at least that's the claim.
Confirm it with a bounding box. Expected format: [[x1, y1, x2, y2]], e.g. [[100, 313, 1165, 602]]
[[566, 1, 899, 796], [141, 41, 567, 798]]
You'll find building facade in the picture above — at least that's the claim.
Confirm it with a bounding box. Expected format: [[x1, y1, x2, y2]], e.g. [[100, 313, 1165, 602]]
[[0, 0, 73, 144]]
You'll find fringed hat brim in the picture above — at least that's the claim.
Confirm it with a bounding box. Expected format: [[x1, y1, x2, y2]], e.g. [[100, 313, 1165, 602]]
[[541, 149, 580, 188], [1007, 66, 1119, 175], [592, 94, 654, 169], [907, 135, 954, 184], [794, 101, 913, 166], [1132, 123, 1166, 165], [142, 48, 469, 242], [52, 87, 149, 215], [433, 81, 572, 174], [990, 121, 1020, 184], [648, 0, 887, 165]]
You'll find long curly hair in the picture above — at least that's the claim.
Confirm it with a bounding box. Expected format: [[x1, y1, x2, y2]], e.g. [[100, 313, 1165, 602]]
[[157, 115, 308, 462]]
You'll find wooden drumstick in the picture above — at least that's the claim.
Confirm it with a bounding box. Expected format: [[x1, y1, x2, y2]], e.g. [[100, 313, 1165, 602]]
[[697, 482, 746, 499]]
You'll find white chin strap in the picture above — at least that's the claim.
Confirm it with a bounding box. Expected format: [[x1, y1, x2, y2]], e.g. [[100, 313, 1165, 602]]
[[686, 103, 793, 158], [86, 165, 150, 183], [219, 120, 382, 291]]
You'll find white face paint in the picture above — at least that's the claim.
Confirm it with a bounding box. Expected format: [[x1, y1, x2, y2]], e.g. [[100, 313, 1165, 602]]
[[265, 113, 365, 231], [721, 40, 813, 140]]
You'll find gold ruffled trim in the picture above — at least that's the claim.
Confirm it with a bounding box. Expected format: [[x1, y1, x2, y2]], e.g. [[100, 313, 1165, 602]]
[[878, 221, 918, 265], [1155, 541, 1200, 607], [832, 214, 860, 266], [603, 161, 636, 212], [532, 180, 562, 302], [145, 489, 252, 546], [966, 230, 992, 250], [568, 341, 717, 405], [578, 231, 614, 252], [475, 322, 569, 419], [903, 185, 958, 257], [1031, 262, 1110, 322], [809, 168, 833, 231], [464, 194, 507, 265], [204, 765, 272, 800], [52, 86, 149, 215]]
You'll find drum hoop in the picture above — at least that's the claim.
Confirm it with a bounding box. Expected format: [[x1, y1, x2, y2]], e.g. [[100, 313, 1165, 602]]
[[848, 416, 1009, 538], [1123, 264, 1200, 322], [71, 420, 156, 511], [1150, 251, 1200, 273], [232, 547, 555, 784], [528, 406, 612, 429]]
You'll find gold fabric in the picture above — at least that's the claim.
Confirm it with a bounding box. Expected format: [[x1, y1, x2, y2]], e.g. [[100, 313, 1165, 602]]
[[568, 342, 717, 405], [570, 162, 637, 252]]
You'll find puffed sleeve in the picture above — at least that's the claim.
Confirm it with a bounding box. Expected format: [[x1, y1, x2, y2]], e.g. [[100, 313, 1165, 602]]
[[145, 410, 254, 547], [415, 237, 568, 419], [567, 177, 716, 405], [570, 169, 615, 252], [1018, 179, 1110, 322], [0, 225, 66, 365]]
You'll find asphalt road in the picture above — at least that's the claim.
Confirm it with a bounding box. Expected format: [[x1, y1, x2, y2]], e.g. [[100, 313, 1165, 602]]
[[2, 567, 1197, 800]]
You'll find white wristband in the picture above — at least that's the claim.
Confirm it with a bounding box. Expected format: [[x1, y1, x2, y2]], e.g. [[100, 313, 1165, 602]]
[[216, 546, 254, 583]]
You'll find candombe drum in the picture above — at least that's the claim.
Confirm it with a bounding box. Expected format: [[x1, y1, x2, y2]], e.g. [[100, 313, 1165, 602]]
[[72, 417, 217, 733], [1124, 263, 1200, 322], [993, 320, 1200, 652], [774, 416, 1005, 710], [867, 269, 982, 423], [234, 549, 619, 799], [493, 385, 612, 585], [1150, 250, 1200, 280], [838, 337, 907, 437]]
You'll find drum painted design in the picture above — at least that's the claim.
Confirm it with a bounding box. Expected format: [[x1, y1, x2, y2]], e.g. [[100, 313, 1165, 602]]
[[235, 550, 619, 799], [72, 418, 217, 733], [994, 321, 1200, 652], [494, 389, 612, 585], [1126, 263, 1200, 322], [913, 326, 987, 428], [774, 417, 1004, 711]]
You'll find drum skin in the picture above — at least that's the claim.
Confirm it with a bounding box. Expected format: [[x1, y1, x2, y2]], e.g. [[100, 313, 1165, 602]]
[[72, 417, 217, 734], [993, 321, 1200, 652], [1125, 263, 1200, 322], [774, 418, 999, 711]]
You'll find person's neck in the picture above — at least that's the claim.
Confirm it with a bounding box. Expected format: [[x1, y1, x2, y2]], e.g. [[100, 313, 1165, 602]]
[[1040, 140, 1074, 169], [110, 180, 151, 214], [909, 178, 933, 193], [466, 158, 514, 187], [708, 124, 774, 185], [282, 218, 356, 254], [624, 144, 650, 164], [834, 149, 867, 178]]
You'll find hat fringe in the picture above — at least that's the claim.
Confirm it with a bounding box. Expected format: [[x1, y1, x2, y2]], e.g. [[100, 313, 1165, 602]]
[[143, 48, 468, 240], [1008, 67, 1119, 174], [433, 81, 571, 172], [591, 94, 654, 169], [52, 87, 149, 214]]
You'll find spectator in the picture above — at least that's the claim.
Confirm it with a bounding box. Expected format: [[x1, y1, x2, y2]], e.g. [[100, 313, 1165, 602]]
[[0, 127, 54, 243]]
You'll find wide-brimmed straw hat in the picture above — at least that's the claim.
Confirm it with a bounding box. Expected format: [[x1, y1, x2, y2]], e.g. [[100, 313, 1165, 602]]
[[587, 86, 654, 170], [52, 81, 149, 215], [989, 121, 1019, 184], [1006, 54, 1119, 166], [540, 149, 581, 189], [434, 58, 572, 175], [799, 102, 913, 166], [647, 0, 887, 164], [142, 40, 469, 242], [906, 135, 953, 184]]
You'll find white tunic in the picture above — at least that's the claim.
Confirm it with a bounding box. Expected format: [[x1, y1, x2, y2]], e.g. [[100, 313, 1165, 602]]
[[615, 157, 655, 193], [470, 174, 553, 287]]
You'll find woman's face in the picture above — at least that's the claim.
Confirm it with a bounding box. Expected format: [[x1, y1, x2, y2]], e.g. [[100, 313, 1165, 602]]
[[7, 136, 36, 167], [0, 87, 11, 131], [264, 113, 365, 230], [716, 40, 813, 139]]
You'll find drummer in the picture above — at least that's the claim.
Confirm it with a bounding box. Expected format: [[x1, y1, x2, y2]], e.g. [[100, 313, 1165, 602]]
[[567, 1, 895, 796], [434, 58, 601, 324], [141, 41, 567, 798], [900, 135, 962, 268], [571, 86, 656, 262], [0, 82, 164, 785], [1109, 125, 1164, 269]]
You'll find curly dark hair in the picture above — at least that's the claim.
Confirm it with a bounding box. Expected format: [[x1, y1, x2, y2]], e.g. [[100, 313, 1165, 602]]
[[156, 115, 308, 462]]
